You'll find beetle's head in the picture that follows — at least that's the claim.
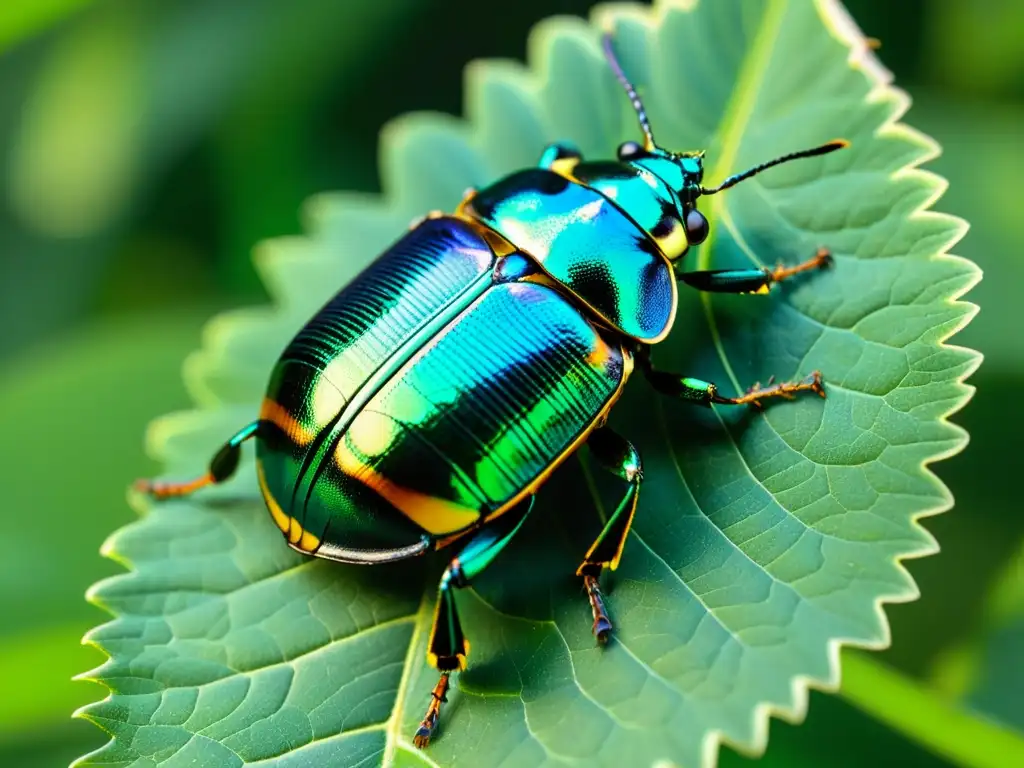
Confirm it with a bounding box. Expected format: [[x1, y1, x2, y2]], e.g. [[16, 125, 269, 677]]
[[612, 140, 712, 248], [602, 34, 847, 255]]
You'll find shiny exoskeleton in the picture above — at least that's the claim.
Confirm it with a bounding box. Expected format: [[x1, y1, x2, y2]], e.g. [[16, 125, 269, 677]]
[[137, 34, 846, 748]]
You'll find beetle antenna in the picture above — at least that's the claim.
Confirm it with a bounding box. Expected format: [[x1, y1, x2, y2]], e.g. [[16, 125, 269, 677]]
[[601, 33, 656, 151], [700, 139, 849, 195]]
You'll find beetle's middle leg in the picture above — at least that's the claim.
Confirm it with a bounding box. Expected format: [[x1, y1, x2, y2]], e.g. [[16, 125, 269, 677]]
[[636, 346, 825, 409], [415, 495, 535, 749], [576, 426, 643, 645], [676, 247, 832, 294]]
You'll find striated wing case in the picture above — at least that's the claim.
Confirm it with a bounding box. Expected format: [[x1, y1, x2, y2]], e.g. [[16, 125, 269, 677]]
[[311, 280, 630, 558], [255, 216, 495, 557]]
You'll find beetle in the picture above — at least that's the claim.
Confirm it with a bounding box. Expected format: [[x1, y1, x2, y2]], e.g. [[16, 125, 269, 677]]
[[137, 34, 846, 748]]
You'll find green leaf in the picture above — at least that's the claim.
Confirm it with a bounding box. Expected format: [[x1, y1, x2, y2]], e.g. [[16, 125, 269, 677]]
[[906, 94, 1024, 377], [76, 1, 980, 766]]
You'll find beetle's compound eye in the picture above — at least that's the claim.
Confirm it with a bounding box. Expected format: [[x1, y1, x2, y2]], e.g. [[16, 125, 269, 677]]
[[617, 141, 643, 161], [685, 209, 709, 244]]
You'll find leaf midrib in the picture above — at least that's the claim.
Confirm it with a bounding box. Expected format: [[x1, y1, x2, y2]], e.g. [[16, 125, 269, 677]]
[[383, 591, 437, 766], [699, 0, 787, 394]]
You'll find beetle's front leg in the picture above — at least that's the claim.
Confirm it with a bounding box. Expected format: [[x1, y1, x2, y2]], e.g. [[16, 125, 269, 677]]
[[576, 427, 643, 645], [637, 347, 825, 409], [415, 495, 535, 749], [677, 247, 832, 294]]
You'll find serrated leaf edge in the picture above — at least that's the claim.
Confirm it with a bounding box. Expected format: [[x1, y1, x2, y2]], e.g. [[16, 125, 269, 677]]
[[684, 0, 983, 765]]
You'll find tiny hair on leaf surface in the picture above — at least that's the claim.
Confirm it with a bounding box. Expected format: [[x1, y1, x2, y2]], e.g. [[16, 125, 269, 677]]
[[74, 0, 980, 766]]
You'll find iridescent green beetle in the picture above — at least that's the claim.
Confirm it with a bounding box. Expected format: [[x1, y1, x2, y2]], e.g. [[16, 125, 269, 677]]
[[137, 35, 846, 747]]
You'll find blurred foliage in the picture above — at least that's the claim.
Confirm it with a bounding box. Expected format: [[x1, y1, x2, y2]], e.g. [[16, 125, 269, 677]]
[[960, 548, 1024, 732], [0, 0, 94, 51], [932, 540, 1024, 733], [0, 0, 1020, 765], [0, 310, 212, 762], [875, 94, 1024, 685], [924, 0, 1024, 101]]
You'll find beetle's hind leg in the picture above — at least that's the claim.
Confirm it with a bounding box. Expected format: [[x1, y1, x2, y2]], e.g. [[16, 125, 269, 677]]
[[415, 495, 535, 748], [134, 421, 259, 499], [576, 427, 643, 645], [677, 247, 832, 294]]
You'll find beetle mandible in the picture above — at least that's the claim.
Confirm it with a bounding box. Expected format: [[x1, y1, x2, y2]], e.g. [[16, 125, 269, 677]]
[[137, 34, 846, 748]]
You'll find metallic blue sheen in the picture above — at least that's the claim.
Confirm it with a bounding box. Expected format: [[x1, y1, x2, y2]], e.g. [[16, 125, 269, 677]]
[[568, 160, 690, 261], [633, 153, 703, 200], [464, 168, 676, 342]]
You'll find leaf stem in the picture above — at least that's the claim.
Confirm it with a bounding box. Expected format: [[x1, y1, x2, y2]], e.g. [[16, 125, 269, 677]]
[[839, 650, 1024, 768]]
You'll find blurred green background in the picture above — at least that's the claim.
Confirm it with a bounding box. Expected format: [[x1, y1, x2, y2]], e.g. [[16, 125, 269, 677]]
[[0, 1, 1021, 766]]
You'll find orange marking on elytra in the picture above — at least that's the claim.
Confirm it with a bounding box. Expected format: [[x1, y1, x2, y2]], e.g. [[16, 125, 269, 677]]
[[335, 444, 479, 536], [259, 398, 316, 446], [256, 461, 291, 533]]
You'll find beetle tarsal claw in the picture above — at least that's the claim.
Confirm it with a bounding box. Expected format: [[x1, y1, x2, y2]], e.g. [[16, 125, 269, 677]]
[[770, 247, 834, 284], [734, 370, 827, 408], [807, 370, 827, 398], [414, 672, 451, 749], [413, 718, 437, 749]]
